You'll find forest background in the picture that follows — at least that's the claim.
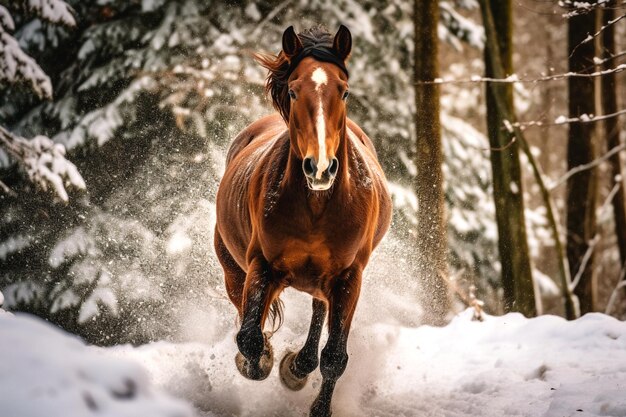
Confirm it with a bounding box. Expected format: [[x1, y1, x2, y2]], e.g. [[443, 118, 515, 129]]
[[0, 0, 625, 345]]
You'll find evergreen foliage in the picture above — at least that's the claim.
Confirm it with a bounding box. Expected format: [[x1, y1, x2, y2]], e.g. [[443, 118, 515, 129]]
[[0, 0, 505, 343], [0, 0, 84, 202]]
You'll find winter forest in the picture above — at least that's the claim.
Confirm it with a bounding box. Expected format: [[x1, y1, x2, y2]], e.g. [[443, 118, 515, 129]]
[[1, 0, 626, 416]]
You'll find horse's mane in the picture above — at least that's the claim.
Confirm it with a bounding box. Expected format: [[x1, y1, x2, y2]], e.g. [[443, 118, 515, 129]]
[[254, 25, 334, 123]]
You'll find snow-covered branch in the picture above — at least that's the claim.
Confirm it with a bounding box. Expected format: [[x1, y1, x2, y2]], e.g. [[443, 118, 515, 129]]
[[248, 0, 291, 39], [569, 13, 625, 58], [418, 63, 626, 85], [24, 0, 76, 26], [559, 0, 624, 17], [0, 0, 77, 98], [440, 1, 485, 49], [0, 126, 85, 202], [0, 5, 15, 31], [570, 182, 621, 291], [512, 108, 626, 130], [0, 29, 52, 98], [549, 144, 626, 191]]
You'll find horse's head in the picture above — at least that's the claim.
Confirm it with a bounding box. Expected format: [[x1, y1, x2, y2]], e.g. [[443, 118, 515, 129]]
[[256, 25, 352, 191]]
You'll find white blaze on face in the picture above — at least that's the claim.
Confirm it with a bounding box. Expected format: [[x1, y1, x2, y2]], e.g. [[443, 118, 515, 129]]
[[311, 67, 328, 179]]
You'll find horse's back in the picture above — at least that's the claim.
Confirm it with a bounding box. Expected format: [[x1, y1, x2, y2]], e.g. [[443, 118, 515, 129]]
[[226, 114, 287, 166], [346, 119, 378, 159]]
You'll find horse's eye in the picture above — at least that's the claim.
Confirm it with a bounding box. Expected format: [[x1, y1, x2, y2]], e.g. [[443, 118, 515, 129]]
[[288, 89, 297, 100], [342, 90, 350, 100]]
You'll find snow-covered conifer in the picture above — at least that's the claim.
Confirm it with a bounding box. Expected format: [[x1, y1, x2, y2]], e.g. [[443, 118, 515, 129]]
[[0, 0, 82, 202], [0, 0, 518, 341]]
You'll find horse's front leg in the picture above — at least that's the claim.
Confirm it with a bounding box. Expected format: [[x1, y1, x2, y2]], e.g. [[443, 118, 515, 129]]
[[235, 255, 281, 380], [310, 267, 362, 417], [280, 298, 327, 390]]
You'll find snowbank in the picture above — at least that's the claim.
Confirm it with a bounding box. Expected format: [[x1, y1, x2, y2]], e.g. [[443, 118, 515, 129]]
[[2, 286, 626, 417], [109, 301, 626, 417], [0, 310, 194, 417]]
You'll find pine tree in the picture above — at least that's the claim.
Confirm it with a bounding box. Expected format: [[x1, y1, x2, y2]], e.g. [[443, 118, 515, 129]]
[[0, 0, 84, 201], [0, 0, 512, 341]]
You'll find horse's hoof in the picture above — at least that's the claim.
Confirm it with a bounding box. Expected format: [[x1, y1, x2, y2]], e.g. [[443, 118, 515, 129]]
[[235, 333, 273, 380], [279, 351, 308, 391]]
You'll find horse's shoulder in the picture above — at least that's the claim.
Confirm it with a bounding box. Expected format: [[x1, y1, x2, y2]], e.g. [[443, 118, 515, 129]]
[[347, 118, 378, 159], [226, 114, 286, 165]]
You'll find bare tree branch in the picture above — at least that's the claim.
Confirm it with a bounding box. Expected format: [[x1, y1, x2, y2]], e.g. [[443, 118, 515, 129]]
[[416, 62, 626, 85], [512, 108, 626, 130], [605, 260, 626, 315], [570, 183, 621, 291], [549, 143, 626, 190], [560, 0, 626, 17], [568, 12, 625, 58]]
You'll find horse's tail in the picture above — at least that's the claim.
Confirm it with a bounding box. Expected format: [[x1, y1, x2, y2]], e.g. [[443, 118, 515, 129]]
[[267, 296, 284, 335]]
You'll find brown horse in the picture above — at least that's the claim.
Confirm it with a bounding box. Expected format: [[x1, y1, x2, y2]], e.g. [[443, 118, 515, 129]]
[[214, 25, 392, 417]]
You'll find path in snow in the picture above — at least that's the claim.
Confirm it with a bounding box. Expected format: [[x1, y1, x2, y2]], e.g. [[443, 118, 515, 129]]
[[2, 230, 626, 417], [2, 290, 626, 417], [106, 291, 626, 417]]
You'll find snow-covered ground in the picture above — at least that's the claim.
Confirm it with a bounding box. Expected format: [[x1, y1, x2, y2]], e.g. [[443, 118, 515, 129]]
[[2, 287, 626, 417], [0, 306, 194, 417]]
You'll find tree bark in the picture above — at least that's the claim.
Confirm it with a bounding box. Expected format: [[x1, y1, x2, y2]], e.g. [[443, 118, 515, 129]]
[[601, 6, 626, 270], [414, 0, 450, 325], [482, 0, 537, 316], [567, 6, 598, 314]]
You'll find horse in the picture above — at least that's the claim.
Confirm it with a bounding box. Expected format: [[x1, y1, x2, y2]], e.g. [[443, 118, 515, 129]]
[[214, 24, 392, 417]]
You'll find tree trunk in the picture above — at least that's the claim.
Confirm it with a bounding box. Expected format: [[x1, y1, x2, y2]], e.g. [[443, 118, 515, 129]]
[[567, 7, 598, 314], [601, 6, 626, 270], [414, 0, 450, 325], [483, 0, 537, 316]]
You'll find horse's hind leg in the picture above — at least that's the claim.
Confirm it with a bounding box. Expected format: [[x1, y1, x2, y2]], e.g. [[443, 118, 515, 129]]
[[310, 266, 362, 417], [280, 298, 327, 391], [235, 255, 282, 380], [214, 231, 245, 317]]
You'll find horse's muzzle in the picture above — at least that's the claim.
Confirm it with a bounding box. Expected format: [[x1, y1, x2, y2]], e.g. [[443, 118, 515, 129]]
[[303, 156, 338, 191]]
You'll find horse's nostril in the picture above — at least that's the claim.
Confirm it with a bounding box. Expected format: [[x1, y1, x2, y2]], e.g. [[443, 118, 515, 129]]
[[328, 158, 339, 177], [303, 157, 316, 177]]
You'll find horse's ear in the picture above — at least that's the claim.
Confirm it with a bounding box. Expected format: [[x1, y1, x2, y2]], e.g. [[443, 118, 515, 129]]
[[333, 24, 352, 61], [282, 26, 303, 60]]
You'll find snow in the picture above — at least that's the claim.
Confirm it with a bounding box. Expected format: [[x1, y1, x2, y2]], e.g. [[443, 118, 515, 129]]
[[0, 31, 52, 99], [78, 286, 118, 324], [27, 0, 76, 27], [110, 309, 626, 417], [0, 234, 31, 260], [0, 5, 15, 32], [3, 283, 626, 417], [2, 281, 45, 307], [439, 1, 485, 50], [555, 115, 569, 124], [244, 3, 261, 21], [0, 309, 194, 417], [49, 226, 98, 268], [21, 134, 86, 202]]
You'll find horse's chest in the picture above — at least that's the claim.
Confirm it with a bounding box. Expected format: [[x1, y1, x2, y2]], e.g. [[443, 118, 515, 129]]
[[261, 216, 362, 291]]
